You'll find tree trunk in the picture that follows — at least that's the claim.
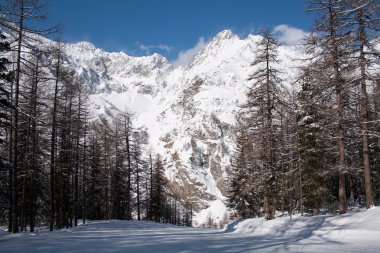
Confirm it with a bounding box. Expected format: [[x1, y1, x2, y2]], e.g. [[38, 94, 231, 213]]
[[103, 129, 109, 220], [327, 3, 346, 214], [337, 86, 346, 214], [82, 116, 87, 225], [124, 115, 132, 220], [149, 154, 153, 221], [50, 47, 60, 231], [11, 0, 26, 233], [136, 154, 140, 221], [74, 91, 81, 226], [358, 9, 374, 209], [29, 53, 40, 233], [8, 74, 13, 233]]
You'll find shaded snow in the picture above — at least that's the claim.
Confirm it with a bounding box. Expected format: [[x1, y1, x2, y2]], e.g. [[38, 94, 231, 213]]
[[1, 207, 379, 252]]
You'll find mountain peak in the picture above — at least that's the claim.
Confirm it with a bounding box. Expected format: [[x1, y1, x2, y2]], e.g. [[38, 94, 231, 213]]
[[206, 29, 239, 50], [214, 29, 236, 40], [186, 29, 240, 69], [74, 41, 97, 52], [149, 53, 171, 69]]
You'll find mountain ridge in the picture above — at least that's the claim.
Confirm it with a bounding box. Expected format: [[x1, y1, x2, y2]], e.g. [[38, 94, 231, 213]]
[[52, 29, 305, 225]]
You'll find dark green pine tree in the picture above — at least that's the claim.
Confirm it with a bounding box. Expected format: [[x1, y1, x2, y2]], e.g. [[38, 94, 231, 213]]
[[87, 126, 104, 220], [0, 31, 13, 230], [227, 128, 257, 218], [111, 121, 127, 220], [151, 154, 166, 222], [0, 31, 13, 144], [110, 165, 126, 219], [297, 69, 333, 215]]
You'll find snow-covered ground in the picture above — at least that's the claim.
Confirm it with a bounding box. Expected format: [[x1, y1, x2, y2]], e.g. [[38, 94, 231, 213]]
[[1, 207, 379, 253]]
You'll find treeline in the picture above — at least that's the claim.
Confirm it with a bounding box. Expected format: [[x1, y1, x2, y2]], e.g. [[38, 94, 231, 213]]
[[0, 0, 192, 233], [228, 0, 380, 219]]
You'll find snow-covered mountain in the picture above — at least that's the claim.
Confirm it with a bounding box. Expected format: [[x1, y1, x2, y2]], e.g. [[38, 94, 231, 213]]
[[62, 30, 304, 225]]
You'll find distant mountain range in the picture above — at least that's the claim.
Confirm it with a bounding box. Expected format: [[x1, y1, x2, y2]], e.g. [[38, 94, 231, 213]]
[[51, 30, 305, 225]]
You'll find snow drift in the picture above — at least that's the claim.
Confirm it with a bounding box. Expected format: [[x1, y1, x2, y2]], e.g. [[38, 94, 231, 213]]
[[1, 207, 379, 252]]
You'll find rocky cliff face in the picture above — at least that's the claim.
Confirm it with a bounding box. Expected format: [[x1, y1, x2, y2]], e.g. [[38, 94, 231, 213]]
[[61, 30, 304, 225], [65, 41, 172, 95]]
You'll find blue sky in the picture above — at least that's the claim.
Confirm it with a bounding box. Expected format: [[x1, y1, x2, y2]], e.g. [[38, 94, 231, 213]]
[[47, 0, 313, 65]]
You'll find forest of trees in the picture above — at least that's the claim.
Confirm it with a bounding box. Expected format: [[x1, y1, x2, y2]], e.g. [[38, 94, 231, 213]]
[[228, 0, 379, 219], [0, 0, 192, 233], [0, 0, 379, 234]]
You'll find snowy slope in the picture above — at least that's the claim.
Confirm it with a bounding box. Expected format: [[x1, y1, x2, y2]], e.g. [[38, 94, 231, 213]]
[[1, 207, 379, 252], [59, 30, 305, 225]]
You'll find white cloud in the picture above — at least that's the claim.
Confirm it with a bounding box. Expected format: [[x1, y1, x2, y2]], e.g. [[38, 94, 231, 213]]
[[237, 24, 256, 38], [172, 37, 207, 67], [272, 24, 308, 46], [136, 43, 172, 54]]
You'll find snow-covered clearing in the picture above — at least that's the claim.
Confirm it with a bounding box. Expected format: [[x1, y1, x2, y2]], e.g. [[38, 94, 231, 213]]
[[1, 207, 379, 253]]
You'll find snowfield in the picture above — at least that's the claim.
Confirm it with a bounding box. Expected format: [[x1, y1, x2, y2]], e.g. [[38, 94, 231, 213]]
[[1, 207, 379, 252]]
